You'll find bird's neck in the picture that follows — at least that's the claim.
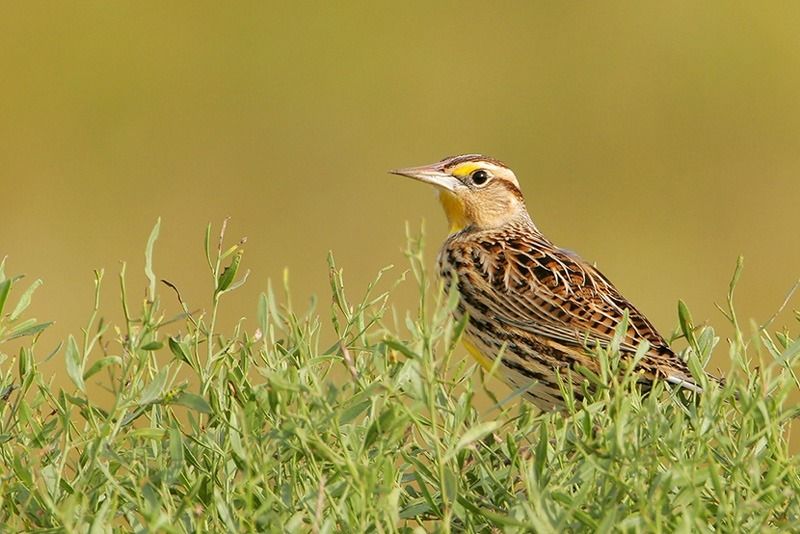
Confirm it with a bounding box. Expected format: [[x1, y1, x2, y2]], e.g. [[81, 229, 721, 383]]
[[439, 190, 537, 235]]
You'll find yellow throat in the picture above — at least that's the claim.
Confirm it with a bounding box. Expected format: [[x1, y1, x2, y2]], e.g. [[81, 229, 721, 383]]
[[438, 190, 469, 234]]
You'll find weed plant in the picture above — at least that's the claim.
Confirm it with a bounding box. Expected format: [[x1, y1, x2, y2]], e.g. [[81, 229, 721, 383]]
[[0, 220, 798, 532]]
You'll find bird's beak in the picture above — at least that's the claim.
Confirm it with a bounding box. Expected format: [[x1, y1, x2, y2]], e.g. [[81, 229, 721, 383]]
[[389, 163, 462, 192]]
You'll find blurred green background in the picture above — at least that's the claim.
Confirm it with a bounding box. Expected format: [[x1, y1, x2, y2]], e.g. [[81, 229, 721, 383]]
[[3, 2, 800, 385]]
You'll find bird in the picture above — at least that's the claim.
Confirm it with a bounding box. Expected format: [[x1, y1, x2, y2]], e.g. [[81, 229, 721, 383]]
[[390, 154, 709, 410]]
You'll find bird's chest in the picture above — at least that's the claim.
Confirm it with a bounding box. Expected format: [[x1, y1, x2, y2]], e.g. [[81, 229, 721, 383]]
[[437, 238, 508, 298], [436, 241, 494, 329], [435, 246, 455, 287], [436, 242, 477, 306]]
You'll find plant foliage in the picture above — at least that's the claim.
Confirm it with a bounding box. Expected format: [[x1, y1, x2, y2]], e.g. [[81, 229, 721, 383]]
[[0, 222, 798, 532]]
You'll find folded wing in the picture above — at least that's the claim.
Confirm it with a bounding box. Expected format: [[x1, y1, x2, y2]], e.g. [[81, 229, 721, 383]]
[[445, 232, 701, 392]]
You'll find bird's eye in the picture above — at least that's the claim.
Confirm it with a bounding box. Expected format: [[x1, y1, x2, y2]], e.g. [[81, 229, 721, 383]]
[[471, 170, 490, 186]]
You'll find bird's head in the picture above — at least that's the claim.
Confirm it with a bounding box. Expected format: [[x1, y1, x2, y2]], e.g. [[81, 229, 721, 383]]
[[390, 154, 528, 233]]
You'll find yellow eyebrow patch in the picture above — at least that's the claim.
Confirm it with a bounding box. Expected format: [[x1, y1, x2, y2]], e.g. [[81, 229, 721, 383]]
[[449, 162, 482, 177]]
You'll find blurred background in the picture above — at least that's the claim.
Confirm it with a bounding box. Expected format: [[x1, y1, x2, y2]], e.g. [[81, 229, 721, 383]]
[[2, 2, 800, 387]]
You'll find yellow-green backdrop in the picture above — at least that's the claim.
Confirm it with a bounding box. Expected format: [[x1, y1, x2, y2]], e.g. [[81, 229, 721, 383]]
[[3, 3, 799, 397]]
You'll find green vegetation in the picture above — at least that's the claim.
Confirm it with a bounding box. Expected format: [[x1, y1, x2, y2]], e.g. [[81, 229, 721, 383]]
[[1, 221, 798, 532]]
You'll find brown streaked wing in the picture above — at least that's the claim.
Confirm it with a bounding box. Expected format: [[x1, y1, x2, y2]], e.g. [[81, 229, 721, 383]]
[[446, 229, 695, 383]]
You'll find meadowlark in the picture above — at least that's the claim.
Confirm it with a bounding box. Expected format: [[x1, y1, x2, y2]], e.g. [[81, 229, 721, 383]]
[[391, 154, 708, 409]]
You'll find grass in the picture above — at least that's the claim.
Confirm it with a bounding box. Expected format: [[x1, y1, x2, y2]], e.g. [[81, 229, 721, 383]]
[[1, 219, 799, 533]]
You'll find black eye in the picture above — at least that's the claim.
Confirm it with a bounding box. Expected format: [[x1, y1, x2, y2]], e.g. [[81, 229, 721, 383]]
[[471, 170, 490, 185]]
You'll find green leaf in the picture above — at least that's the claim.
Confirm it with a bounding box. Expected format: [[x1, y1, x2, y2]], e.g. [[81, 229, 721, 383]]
[[65, 335, 86, 393], [129, 428, 166, 441], [0, 279, 11, 316], [445, 421, 501, 462], [140, 341, 163, 351], [83, 356, 122, 380], [779, 336, 800, 365], [41, 463, 59, 499], [442, 467, 458, 503], [383, 338, 418, 360], [168, 336, 191, 364], [9, 279, 42, 321], [214, 489, 239, 532], [12, 454, 33, 486], [165, 424, 185, 484], [18, 346, 30, 377], [364, 405, 402, 450], [479, 507, 542, 528], [139, 368, 168, 405], [89, 494, 114, 534], [677, 300, 697, 349], [223, 269, 250, 294], [7, 321, 52, 340], [229, 414, 246, 463], [144, 217, 161, 301], [216, 249, 243, 293], [534, 423, 548, 480], [173, 392, 212, 413], [339, 399, 371, 425], [257, 292, 268, 335], [204, 223, 213, 271], [43, 340, 63, 362], [65, 393, 88, 407]]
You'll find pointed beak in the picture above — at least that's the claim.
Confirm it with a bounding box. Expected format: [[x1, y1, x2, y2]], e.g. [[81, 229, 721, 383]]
[[389, 163, 462, 192]]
